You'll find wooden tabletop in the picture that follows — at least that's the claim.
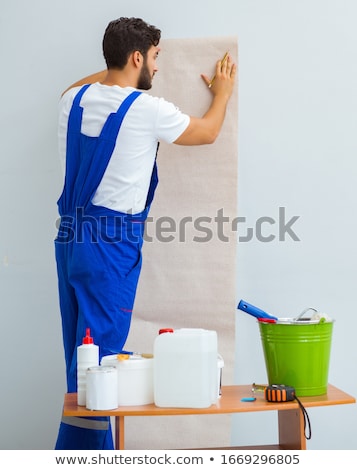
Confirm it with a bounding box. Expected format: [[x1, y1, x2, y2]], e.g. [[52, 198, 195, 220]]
[[63, 384, 355, 417]]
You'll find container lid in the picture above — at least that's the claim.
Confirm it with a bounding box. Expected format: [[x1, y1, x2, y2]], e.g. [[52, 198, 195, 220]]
[[101, 354, 153, 369]]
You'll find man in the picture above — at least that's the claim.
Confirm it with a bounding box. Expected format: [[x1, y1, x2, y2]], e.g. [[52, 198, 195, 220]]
[[55, 17, 236, 449]]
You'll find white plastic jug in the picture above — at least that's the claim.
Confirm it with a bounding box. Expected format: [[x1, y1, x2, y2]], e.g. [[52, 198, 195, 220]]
[[154, 328, 218, 408]]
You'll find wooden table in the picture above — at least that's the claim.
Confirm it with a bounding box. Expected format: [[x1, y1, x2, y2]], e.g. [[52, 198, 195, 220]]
[[63, 384, 355, 450]]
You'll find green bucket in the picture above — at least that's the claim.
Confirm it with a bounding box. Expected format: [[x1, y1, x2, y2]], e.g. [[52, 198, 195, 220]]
[[259, 320, 333, 396]]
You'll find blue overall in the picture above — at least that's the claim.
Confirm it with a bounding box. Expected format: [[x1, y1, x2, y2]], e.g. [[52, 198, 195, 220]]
[[54, 85, 158, 449]]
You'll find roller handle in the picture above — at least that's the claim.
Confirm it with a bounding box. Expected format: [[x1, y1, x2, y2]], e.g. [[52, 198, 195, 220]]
[[237, 300, 278, 321]]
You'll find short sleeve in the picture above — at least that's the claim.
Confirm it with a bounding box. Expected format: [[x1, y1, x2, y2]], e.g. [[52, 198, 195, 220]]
[[154, 98, 190, 143]]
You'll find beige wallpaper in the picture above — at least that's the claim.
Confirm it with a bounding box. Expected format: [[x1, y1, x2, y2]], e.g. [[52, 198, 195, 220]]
[[124, 36, 238, 449]]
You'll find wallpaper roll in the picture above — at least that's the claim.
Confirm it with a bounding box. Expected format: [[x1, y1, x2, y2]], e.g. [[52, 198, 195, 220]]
[[124, 36, 238, 450]]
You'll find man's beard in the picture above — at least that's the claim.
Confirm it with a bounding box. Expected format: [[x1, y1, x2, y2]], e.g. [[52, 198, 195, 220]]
[[137, 62, 153, 90]]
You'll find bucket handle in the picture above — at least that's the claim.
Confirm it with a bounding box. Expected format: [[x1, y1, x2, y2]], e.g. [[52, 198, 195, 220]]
[[293, 307, 318, 322]]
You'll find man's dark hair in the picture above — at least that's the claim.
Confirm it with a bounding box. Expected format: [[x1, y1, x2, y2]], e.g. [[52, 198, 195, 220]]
[[103, 17, 161, 69]]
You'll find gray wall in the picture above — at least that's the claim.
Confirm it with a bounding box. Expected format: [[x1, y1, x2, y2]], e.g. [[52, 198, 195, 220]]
[[1, 0, 356, 450]]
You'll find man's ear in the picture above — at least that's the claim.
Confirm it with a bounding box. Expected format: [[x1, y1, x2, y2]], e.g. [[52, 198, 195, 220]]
[[132, 50, 143, 68]]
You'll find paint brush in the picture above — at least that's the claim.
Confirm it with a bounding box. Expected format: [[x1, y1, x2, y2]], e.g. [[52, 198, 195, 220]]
[[119, 350, 153, 359], [208, 51, 229, 88]]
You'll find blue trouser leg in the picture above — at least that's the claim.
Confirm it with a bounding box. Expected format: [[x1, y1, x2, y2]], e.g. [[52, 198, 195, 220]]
[[55, 239, 114, 450], [55, 417, 114, 450]]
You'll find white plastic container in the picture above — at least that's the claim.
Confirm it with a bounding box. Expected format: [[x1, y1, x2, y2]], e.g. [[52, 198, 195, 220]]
[[154, 328, 218, 408], [86, 366, 118, 410], [77, 328, 99, 406], [101, 354, 154, 406]]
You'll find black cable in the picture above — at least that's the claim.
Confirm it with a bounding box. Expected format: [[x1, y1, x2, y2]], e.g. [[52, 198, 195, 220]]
[[295, 395, 312, 440]]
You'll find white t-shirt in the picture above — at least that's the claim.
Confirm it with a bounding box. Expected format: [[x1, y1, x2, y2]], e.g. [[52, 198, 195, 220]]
[[58, 83, 190, 214]]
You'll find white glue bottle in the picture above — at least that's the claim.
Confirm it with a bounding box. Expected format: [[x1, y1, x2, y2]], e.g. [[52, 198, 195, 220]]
[[77, 328, 99, 406]]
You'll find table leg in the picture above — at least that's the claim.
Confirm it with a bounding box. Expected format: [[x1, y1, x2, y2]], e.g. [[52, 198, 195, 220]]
[[278, 408, 306, 450], [115, 416, 125, 450]]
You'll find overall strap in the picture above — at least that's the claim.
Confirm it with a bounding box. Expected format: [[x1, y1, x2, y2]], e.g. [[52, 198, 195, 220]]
[[99, 91, 142, 143], [57, 84, 92, 214], [67, 84, 92, 134], [145, 143, 159, 209]]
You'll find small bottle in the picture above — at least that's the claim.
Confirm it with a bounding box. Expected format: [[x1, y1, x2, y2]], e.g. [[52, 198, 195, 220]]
[[77, 328, 99, 406]]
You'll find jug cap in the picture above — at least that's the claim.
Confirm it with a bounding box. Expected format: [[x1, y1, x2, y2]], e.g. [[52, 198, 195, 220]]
[[158, 328, 174, 335]]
